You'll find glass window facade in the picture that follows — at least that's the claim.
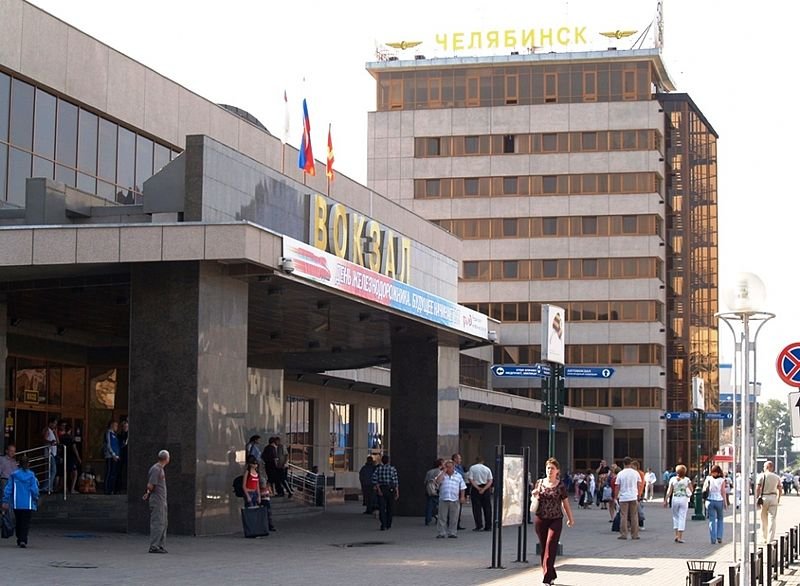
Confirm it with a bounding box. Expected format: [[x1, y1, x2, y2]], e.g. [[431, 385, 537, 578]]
[[329, 402, 353, 472], [367, 406, 386, 458], [285, 396, 313, 470], [0, 68, 180, 207]]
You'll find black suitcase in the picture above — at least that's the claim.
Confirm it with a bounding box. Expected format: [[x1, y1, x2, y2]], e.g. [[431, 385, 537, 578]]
[[241, 506, 269, 538], [611, 511, 620, 532]]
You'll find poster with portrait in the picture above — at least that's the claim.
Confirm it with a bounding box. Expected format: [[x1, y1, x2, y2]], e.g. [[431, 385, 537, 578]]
[[501, 455, 524, 526], [541, 304, 565, 365]]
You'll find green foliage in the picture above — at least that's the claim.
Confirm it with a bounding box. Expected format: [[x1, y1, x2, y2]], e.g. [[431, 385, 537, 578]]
[[756, 398, 792, 463]]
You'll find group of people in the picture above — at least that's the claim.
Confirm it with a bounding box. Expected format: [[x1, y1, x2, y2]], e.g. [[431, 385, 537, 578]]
[[245, 435, 294, 499], [41, 417, 92, 495]]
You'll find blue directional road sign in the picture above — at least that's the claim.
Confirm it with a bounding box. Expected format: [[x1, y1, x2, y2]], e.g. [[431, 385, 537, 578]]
[[491, 364, 550, 378], [704, 412, 733, 421], [719, 393, 756, 403], [664, 411, 696, 420], [564, 367, 615, 379]]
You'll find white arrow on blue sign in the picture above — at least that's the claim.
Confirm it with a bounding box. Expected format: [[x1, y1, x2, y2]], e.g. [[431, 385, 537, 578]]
[[704, 412, 733, 420], [664, 411, 695, 420], [564, 367, 615, 379], [719, 393, 756, 403], [491, 364, 550, 378]]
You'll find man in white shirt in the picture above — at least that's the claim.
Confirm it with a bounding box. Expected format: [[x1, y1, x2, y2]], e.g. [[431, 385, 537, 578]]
[[615, 457, 643, 540], [756, 461, 783, 543], [644, 468, 657, 501], [467, 456, 493, 531], [435, 460, 466, 539]]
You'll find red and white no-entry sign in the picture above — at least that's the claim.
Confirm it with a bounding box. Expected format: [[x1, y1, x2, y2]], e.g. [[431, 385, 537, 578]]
[[776, 342, 800, 387]]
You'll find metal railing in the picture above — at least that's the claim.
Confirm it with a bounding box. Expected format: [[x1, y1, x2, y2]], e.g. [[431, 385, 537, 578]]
[[286, 463, 325, 507], [14, 444, 67, 501]]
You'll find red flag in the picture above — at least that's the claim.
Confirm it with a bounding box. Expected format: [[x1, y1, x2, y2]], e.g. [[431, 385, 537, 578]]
[[298, 98, 315, 175], [326, 124, 335, 182]]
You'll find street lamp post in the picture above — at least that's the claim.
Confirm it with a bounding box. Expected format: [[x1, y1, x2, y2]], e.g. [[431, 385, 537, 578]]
[[716, 272, 775, 580]]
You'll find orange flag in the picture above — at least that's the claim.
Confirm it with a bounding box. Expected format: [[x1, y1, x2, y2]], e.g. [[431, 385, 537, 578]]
[[326, 123, 335, 182]]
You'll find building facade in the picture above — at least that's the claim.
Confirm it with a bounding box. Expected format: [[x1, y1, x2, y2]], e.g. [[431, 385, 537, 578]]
[[366, 48, 719, 473]]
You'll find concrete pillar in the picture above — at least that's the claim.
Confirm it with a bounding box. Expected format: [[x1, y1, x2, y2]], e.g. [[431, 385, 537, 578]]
[[603, 427, 615, 465], [127, 261, 248, 536], [390, 338, 460, 516]]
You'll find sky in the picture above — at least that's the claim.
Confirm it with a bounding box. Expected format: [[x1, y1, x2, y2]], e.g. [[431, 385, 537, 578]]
[[27, 0, 800, 409]]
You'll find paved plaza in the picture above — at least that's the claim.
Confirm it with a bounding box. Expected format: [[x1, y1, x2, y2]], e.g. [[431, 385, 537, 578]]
[[2, 493, 800, 585]]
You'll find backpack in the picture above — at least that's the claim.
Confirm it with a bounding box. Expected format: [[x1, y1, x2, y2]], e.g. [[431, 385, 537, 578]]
[[232, 475, 245, 498]]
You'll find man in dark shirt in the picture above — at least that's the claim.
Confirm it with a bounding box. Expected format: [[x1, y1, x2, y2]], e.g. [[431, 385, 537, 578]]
[[261, 437, 281, 496], [371, 455, 399, 530], [359, 456, 376, 514]]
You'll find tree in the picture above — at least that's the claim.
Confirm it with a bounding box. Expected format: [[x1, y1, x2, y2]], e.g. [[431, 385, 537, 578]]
[[756, 398, 792, 463]]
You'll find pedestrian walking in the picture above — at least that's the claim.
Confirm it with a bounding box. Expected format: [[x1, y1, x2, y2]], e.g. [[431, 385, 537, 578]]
[[756, 461, 782, 543], [359, 456, 376, 514], [143, 450, 169, 553], [614, 456, 642, 540], [664, 464, 692, 543], [532, 457, 574, 586], [371, 455, 399, 530], [644, 468, 657, 501], [703, 464, 727, 544], [1, 455, 39, 548]]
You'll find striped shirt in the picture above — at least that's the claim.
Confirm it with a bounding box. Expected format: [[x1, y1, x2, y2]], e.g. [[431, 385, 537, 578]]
[[438, 472, 466, 501]]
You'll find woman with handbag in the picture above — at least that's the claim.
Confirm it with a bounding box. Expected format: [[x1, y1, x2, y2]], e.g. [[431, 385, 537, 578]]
[[704, 465, 727, 544], [1, 455, 39, 548], [664, 464, 693, 543], [531, 457, 575, 586]]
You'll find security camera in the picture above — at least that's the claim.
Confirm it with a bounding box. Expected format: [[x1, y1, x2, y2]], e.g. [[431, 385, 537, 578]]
[[488, 330, 498, 344], [279, 257, 295, 274]]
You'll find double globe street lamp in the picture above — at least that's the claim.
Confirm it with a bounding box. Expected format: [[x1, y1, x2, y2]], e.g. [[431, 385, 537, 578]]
[[716, 272, 774, 580]]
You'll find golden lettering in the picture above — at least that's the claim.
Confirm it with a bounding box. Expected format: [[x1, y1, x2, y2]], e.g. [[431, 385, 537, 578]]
[[312, 194, 327, 251], [540, 28, 553, 45], [468, 32, 482, 49], [328, 203, 347, 258], [557, 27, 570, 45], [349, 213, 366, 267], [486, 31, 499, 48], [366, 220, 381, 272]]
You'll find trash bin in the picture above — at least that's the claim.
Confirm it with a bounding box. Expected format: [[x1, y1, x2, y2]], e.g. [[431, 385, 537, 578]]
[[686, 560, 716, 586]]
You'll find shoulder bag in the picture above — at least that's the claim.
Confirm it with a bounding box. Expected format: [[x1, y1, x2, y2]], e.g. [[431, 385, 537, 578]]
[[756, 475, 766, 507], [530, 479, 542, 514]]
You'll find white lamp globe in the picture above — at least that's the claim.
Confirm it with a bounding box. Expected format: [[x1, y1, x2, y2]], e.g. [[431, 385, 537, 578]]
[[723, 272, 766, 312]]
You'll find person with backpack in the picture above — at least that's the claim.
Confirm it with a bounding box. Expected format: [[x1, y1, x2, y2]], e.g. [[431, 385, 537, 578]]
[[2, 455, 39, 548]]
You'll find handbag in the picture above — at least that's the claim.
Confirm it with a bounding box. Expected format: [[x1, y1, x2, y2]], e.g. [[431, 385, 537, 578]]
[[756, 475, 765, 507], [530, 479, 541, 514], [1, 510, 14, 539], [702, 478, 710, 502]]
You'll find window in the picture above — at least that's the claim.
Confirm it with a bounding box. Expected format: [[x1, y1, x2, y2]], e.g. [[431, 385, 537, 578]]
[[0, 72, 9, 142], [503, 176, 517, 195], [502, 261, 519, 279], [389, 79, 403, 109], [542, 175, 557, 194], [502, 218, 518, 237], [286, 396, 312, 470], [542, 260, 558, 278], [581, 216, 597, 235], [135, 135, 154, 194], [329, 402, 353, 472], [581, 132, 597, 151], [622, 215, 638, 233], [116, 126, 135, 203], [542, 133, 558, 152], [425, 179, 440, 198], [77, 109, 98, 193], [55, 99, 78, 187], [464, 177, 479, 197], [542, 217, 558, 235], [7, 148, 31, 206], [463, 261, 479, 280], [466, 75, 480, 106], [505, 74, 518, 104], [544, 72, 557, 102], [33, 90, 56, 174], [583, 70, 597, 102], [582, 259, 598, 277], [367, 406, 386, 458], [10, 78, 34, 149], [97, 118, 117, 183], [503, 134, 515, 154], [465, 135, 479, 154]]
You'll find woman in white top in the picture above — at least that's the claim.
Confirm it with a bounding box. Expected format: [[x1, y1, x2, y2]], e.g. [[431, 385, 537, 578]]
[[703, 465, 727, 544], [664, 464, 693, 543]]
